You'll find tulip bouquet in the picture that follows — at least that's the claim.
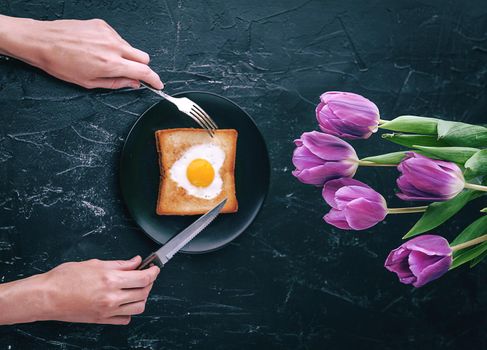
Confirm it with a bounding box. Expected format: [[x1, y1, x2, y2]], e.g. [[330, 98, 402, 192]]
[[292, 91, 487, 287]]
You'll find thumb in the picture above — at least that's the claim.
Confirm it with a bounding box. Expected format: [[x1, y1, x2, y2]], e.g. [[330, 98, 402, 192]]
[[89, 78, 140, 90], [103, 256, 142, 270]]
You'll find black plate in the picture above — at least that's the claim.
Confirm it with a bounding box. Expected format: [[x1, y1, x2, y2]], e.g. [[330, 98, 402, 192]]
[[120, 91, 270, 253]]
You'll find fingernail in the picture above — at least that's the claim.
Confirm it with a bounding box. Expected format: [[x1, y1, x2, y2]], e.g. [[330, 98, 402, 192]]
[[130, 256, 139, 261]]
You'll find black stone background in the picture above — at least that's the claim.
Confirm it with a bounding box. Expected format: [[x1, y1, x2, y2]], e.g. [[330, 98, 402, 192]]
[[1, 0, 487, 349]]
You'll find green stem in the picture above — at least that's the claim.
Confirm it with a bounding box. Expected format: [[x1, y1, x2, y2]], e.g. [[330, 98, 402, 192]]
[[387, 206, 428, 214], [378, 119, 390, 125], [358, 160, 397, 167], [464, 183, 487, 192], [451, 234, 487, 252]]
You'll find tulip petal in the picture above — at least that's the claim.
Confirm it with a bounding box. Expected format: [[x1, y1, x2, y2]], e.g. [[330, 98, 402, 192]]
[[396, 176, 425, 197], [397, 152, 465, 201], [319, 161, 358, 181], [316, 92, 379, 140], [403, 235, 452, 256], [293, 161, 357, 186], [322, 178, 368, 208], [292, 166, 330, 185], [408, 176, 463, 199], [409, 252, 452, 288], [319, 103, 370, 133], [292, 144, 325, 170], [384, 247, 416, 284], [327, 101, 378, 128], [321, 92, 379, 125], [396, 176, 455, 201], [403, 158, 462, 191], [343, 198, 387, 230], [334, 185, 385, 209], [324, 209, 352, 230], [384, 234, 452, 288], [408, 251, 442, 276], [315, 101, 327, 119], [406, 152, 463, 177], [301, 131, 358, 162], [319, 115, 374, 139]]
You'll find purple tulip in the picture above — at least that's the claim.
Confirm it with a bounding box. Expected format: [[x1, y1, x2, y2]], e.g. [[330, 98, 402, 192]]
[[322, 178, 387, 230], [397, 152, 465, 201], [385, 235, 452, 287], [316, 91, 380, 139], [292, 131, 359, 185]]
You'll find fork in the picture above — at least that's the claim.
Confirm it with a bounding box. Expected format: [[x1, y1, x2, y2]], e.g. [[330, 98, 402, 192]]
[[140, 82, 218, 137]]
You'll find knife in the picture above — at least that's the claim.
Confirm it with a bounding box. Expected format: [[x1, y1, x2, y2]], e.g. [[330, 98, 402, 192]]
[[137, 198, 227, 269]]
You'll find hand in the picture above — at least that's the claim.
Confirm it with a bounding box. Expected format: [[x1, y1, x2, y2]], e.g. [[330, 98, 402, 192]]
[[40, 256, 160, 325], [0, 16, 163, 90]]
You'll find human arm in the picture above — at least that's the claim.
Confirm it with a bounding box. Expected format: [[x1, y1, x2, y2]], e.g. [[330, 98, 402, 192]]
[[0, 256, 160, 325], [0, 15, 163, 89]]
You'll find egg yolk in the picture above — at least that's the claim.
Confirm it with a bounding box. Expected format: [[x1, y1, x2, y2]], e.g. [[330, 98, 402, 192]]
[[186, 158, 215, 187]]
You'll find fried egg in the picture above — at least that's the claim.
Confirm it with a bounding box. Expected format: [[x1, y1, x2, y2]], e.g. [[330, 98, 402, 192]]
[[169, 144, 225, 199]]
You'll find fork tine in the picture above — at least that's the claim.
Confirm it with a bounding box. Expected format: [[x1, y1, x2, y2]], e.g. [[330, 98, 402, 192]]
[[185, 111, 214, 137], [190, 111, 214, 137], [190, 107, 213, 130], [189, 110, 215, 137], [190, 108, 216, 135], [194, 104, 218, 129]]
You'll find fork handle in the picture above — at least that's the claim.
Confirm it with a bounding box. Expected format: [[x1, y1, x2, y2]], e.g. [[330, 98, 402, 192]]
[[140, 82, 177, 104]]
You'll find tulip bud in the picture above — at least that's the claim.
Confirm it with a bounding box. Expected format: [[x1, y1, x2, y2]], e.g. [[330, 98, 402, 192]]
[[292, 131, 359, 186], [397, 152, 465, 201], [316, 91, 380, 139], [385, 235, 452, 287], [322, 178, 387, 230]]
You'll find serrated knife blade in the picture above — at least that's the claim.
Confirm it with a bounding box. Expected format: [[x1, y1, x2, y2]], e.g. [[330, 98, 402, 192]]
[[138, 198, 227, 269]]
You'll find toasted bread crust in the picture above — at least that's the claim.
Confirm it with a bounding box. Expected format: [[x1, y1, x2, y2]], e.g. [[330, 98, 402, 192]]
[[155, 128, 238, 215]]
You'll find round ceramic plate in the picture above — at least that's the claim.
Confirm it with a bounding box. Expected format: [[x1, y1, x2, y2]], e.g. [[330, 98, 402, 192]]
[[120, 91, 270, 253]]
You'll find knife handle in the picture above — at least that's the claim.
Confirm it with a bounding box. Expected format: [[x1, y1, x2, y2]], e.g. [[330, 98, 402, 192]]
[[137, 253, 161, 270]]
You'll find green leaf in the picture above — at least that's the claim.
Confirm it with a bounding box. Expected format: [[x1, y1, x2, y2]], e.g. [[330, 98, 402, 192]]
[[450, 216, 487, 252], [360, 151, 407, 165], [412, 146, 479, 164], [464, 149, 487, 178], [379, 116, 439, 135], [437, 120, 487, 147], [481, 208, 487, 213], [403, 190, 484, 239], [470, 249, 487, 268], [450, 242, 487, 270], [382, 133, 449, 148]]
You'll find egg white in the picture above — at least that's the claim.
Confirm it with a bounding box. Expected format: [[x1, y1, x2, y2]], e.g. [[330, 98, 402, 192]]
[[169, 144, 225, 200]]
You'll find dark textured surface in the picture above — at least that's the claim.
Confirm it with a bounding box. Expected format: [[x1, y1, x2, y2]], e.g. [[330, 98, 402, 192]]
[[1, 0, 487, 349]]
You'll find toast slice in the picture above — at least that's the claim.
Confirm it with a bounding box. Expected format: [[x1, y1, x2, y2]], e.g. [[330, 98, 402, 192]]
[[155, 128, 238, 215]]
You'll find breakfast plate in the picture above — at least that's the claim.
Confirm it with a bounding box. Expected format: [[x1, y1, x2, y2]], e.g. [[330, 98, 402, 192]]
[[120, 91, 270, 253]]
